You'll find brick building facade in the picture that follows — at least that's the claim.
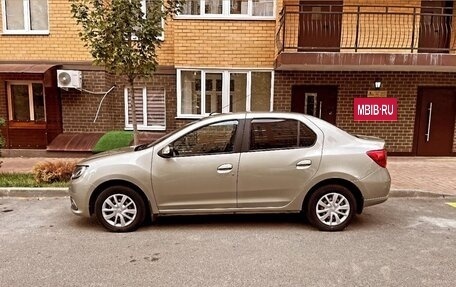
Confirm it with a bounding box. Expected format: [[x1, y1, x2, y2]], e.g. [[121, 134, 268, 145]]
[[1, 0, 456, 156]]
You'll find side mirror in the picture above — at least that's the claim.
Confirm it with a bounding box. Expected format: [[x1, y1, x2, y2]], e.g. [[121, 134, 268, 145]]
[[159, 145, 175, 158]]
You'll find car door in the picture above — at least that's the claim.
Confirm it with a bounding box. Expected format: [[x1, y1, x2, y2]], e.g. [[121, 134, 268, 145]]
[[237, 117, 323, 208], [151, 120, 242, 211]]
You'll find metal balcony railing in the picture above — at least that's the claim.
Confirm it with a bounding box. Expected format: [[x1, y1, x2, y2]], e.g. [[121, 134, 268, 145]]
[[276, 3, 456, 54]]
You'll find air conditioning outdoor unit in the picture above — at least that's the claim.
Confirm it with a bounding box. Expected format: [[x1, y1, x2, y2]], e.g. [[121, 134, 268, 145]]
[[57, 70, 82, 89]]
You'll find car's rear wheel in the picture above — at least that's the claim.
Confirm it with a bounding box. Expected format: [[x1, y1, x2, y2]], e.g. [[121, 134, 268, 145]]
[[95, 185, 146, 232], [306, 185, 356, 232]]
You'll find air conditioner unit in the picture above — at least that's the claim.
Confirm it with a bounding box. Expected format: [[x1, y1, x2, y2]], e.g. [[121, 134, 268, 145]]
[[57, 70, 82, 89]]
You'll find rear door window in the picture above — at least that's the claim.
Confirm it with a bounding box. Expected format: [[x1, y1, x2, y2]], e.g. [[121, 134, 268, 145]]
[[249, 118, 316, 151]]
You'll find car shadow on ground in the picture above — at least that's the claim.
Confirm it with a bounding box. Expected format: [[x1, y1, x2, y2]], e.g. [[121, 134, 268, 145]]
[[71, 210, 387, 232]]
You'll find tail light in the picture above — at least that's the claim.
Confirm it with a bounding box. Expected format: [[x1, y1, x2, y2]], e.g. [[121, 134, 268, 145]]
[[367, 149, 387, 168]]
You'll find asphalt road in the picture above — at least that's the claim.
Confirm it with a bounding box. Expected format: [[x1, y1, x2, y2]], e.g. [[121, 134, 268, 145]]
[[1, 197, 455, 287]]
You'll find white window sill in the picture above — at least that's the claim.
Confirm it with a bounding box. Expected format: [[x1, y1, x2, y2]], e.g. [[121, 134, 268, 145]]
[[2, 30, 49, 36], [174, 15, 275, 21], [176, 115, 206, 120], [124, 126, 166, 131]]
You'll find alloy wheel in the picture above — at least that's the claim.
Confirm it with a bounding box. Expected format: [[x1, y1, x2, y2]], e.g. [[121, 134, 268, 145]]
[[101, 194, 138, 228], [316, 192, 350, 226]]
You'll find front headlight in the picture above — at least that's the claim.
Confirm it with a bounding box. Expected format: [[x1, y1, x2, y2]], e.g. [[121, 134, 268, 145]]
[[71, 165, 88, 180]]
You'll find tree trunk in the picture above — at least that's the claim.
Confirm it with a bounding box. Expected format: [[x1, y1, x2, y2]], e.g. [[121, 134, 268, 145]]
[[129, 77, 139, 146]]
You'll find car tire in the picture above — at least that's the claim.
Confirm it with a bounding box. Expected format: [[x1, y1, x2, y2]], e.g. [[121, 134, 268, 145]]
[[306, 185, 356, 232], [95, 185, 146, 232]]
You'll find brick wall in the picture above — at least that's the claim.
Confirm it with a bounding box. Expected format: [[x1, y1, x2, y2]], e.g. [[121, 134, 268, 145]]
[[173, 20, 276, 68], [0, 0, 174, 64], [61, 70, 122, 132], [274, 71, 456, 153]]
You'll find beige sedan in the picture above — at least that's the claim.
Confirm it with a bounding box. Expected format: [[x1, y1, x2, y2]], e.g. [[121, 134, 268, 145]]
[[70, 112, 390, 232]]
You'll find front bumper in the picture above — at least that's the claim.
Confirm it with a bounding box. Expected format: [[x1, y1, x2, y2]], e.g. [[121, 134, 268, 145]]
[[68, 182, 92, 217]]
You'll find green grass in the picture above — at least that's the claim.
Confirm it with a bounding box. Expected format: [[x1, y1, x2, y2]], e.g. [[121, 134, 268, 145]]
[[93, 131, 134, 153], [0, 173, 69, 188]]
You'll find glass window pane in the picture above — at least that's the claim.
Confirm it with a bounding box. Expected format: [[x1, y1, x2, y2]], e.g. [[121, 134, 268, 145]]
[[32, 83, 45, 121], [298, 122, 317, 147], [173, 120, 238, 156], [11, 85, 30, 121], [146, 89, 166, 129], [251, 72, 271, 111], [29, 0, 48, 30], [230, 73, 247, 112], [230, 0, 248, 15], [205, 73, 223, 114], [205, 0, 222, 14], [182, 0, 200, 15], [305, 93, 317, 116], [181, 71, 201, 115], [252, 0, 274, 16], [127, 88, 145, 125], [5, 0, 25, 30], [250, 119, 299, 150]]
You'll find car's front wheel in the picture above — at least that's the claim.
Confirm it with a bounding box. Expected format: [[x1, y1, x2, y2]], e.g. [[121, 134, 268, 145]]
[[95, 185, 146, 232], [306, 185, 356, 231]]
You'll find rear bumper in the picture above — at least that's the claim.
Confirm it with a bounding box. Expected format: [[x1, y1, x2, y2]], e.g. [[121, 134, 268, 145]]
[[358, 167, 391, 208]]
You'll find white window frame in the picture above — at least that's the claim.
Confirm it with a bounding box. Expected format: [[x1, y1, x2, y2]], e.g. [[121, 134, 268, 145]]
[[124, 87, 166, 131], [1, 0, 49, 35], [7, 81, 46, 121], [139, 0, 165, 41], [176, 0, 275, 20], [177, 68, 274, 119]]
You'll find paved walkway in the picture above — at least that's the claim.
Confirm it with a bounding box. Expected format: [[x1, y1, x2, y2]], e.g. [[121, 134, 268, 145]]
[[1, 156, 456, 196]]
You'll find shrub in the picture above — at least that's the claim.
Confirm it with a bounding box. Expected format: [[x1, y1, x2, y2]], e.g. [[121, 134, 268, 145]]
[[32, 160, 78, 183], [93, 131, 133, 153]]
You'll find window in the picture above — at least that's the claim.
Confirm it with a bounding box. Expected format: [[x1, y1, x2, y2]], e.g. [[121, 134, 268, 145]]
[[172, 120, 238, 156], [177, 69, 273, 117], [124, 87, 166, 131], [249, 119, 316, 151], [135, 0, 164, 40], [7, 82, 45, 122], [179, 0, 274, 19], [2, 0, 48, 34]]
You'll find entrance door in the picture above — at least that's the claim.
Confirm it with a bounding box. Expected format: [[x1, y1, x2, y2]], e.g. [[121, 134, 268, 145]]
[[298, 0, 343, 51], [415, 87, 456, 156], [291, 85, 338, 125], [418, 1, 453, 53]]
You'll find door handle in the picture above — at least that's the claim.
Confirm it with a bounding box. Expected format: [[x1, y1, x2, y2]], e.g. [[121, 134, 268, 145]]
[[296, 160, 312, 169], [217, 163, 233, 174], [425, 102, 433, 142], [319, 101, 322, 118]]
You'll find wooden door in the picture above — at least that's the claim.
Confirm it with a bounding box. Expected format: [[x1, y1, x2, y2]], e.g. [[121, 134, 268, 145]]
[[415, 87, 456, 156], [291, 85, 338, 125], [418, 1, 453, 53], [298, 0, 343, 52]]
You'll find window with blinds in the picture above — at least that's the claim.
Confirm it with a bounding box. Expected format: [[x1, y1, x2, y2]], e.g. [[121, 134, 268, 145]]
[[124, 87, 166, 131]]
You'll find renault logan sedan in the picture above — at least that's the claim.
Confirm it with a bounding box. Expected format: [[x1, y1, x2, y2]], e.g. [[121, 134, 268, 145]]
[[70, 112, 390, 232]]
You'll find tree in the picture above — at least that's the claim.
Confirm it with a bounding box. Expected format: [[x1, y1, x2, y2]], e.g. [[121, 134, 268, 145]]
[[70, 0, 182, 145]]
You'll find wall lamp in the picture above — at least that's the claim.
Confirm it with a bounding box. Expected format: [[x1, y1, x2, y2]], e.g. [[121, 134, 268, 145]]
[[374, 79, 382, 90]]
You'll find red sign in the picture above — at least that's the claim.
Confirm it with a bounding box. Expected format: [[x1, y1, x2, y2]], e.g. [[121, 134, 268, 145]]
[[354, 98, 398, 121]]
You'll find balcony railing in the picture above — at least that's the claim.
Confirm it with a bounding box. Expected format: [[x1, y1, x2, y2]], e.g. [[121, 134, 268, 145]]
[[276, 3, 456, 54]]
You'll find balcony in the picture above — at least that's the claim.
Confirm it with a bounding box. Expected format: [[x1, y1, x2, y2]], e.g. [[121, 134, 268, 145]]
[[275, 2, 456, 71]]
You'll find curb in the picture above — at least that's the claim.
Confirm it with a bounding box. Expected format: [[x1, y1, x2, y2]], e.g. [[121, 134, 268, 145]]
[[389, 189, 456, 199], [0, 187, 69, 198], [1, 187, 455, 199]]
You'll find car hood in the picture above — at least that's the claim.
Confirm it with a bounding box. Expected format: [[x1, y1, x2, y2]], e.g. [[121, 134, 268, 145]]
[[79, 146, 136, 164]]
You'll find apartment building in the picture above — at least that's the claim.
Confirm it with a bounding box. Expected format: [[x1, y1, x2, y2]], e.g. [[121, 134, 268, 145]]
[[0, 0, 455, 156]]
